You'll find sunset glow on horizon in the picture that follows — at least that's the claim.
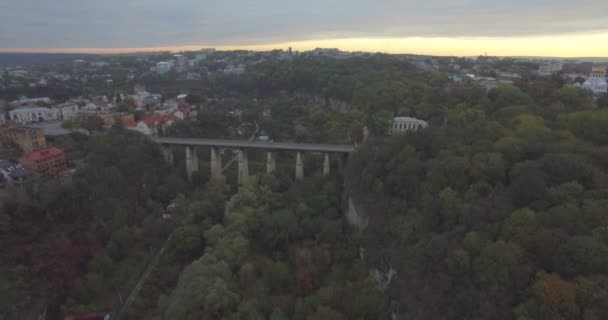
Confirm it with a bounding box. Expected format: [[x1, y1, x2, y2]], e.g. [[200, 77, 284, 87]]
[[2, 32, 607, 58]]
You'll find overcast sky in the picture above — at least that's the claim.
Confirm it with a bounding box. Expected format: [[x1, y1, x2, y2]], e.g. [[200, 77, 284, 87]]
[[1, 0, 607, 51]]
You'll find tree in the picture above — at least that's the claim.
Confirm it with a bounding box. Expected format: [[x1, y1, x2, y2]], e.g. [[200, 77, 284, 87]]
[[553, 236, 608, 277], [597, 93, 608, 108], [488, 84, 533, 112], [79, 115, 105, 134], [553, 87, 593, 110], [531, 272, 579, 319], [61, 119, 78, 131], [349, 120, 365, 145], [165, 254, 238, 320], [0, 210, 10, 234], [173, 225, 203, 259]]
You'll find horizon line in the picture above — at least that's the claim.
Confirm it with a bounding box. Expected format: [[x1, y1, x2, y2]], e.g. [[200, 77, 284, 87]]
[[1, 34, 608, 58]]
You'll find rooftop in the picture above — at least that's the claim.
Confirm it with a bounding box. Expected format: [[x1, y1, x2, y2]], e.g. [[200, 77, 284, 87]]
[[0, 160, 30, 179], [9, 107, 56, 113], [394, 117, 428, 124], [21, 147, 64, 162]]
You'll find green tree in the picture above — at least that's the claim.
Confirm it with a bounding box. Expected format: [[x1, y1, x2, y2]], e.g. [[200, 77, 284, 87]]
[[79, 115, 105, 134]]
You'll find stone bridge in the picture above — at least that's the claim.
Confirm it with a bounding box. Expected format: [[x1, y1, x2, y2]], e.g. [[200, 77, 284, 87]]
[[154, 137, 355, 183]]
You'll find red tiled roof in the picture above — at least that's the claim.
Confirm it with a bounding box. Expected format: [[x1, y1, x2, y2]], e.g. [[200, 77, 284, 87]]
[[123, 119, 137, 127], [142, 115, 174, 127], [20, 147, 64, 161]]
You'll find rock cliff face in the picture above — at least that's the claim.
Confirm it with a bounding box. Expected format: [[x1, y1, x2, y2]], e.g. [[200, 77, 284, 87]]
[[346, 196, 369, 230], [346, 194, 400, 318]]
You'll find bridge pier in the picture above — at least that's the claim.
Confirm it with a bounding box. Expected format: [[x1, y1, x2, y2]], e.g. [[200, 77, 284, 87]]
[[295, 152, 304, 180], [238, 150, 249, 185], [266, 152, 276, 174], [185, 146, 199, 181], [210, 147, 223, 181], [160, 145, 174, 166], [323, 153, 330, 176]]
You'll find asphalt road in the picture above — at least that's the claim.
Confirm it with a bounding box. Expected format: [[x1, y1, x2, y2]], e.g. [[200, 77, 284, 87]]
[[154, 137, 355, 153]]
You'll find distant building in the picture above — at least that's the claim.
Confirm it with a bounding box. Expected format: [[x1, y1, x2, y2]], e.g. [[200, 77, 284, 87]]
[[173, 54, 186, 71], [496, 72, 522, 84], [195, 53, 207, 61], [582, 67, 608, 95], [131, 91, 161, 109], [0, 160, 30, 187], [184, 72, 201, 80], [156, 61, 171, 75], [9, 97, 52, 108], [223, 64, 246, 75], [19, 147, 66, 177], [9, 107, 60, 124], [0, 127, 46, 152], [389, 117, 428, 134], [124, 115, 175, 136], [54, 103, 80, 120], [538, 61, 564, 75], [7, 70, 28, 78], [78, 111, 134, 127], [476, 77, 500, 90], [73, 59, 87, 67], [91, 61, 110, 67]]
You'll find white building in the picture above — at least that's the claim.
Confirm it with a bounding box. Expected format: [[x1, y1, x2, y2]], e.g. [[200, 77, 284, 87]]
[[224, 64, 246, 75], [173, 54, 186, 71], [10, 97, 52, 108], [156, 62, 171, 75], [582, 67, 608, 95], [9, 107, 60, 124], [389, 117, 428, 134], [127, 121, 153, 136], [54, 103, 80, 120], [538, 61, 564, 75]]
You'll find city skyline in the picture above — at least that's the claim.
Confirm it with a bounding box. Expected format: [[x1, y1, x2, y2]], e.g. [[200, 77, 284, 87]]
[[1, 33, 608, 58], [1, 0, 607, 57]]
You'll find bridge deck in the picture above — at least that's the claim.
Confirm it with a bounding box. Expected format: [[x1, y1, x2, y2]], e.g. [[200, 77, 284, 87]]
[[154, 137, 355, 153]]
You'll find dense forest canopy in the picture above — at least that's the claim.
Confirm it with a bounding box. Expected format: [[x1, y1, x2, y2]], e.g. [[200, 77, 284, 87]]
[[348, 85, 608, 319], [1, 129, 188, 318]]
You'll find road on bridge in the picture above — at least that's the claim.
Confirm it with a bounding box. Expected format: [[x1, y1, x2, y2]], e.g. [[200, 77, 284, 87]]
[[154, 137, 355, 153]]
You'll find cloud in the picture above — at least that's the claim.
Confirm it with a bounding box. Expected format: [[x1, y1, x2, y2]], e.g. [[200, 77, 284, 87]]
[[0, 0, 607, 48]]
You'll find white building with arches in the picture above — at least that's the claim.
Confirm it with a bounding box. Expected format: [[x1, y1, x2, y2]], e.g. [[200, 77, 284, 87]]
[[389, 117, 428, 134], [582, 67, 608, 95]]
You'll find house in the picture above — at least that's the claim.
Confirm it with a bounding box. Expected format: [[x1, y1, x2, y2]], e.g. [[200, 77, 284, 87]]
[[78, 111, 133, 127], [19, 147, 67, 177], [125, 115, 175, 136], [131, 91, 161, 109], [8, 107, 60, 124], [389, 117, 428, 134], [0, 160, 31, 187], [0, 127, 46, 152], [154, 107, 185, 120]]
